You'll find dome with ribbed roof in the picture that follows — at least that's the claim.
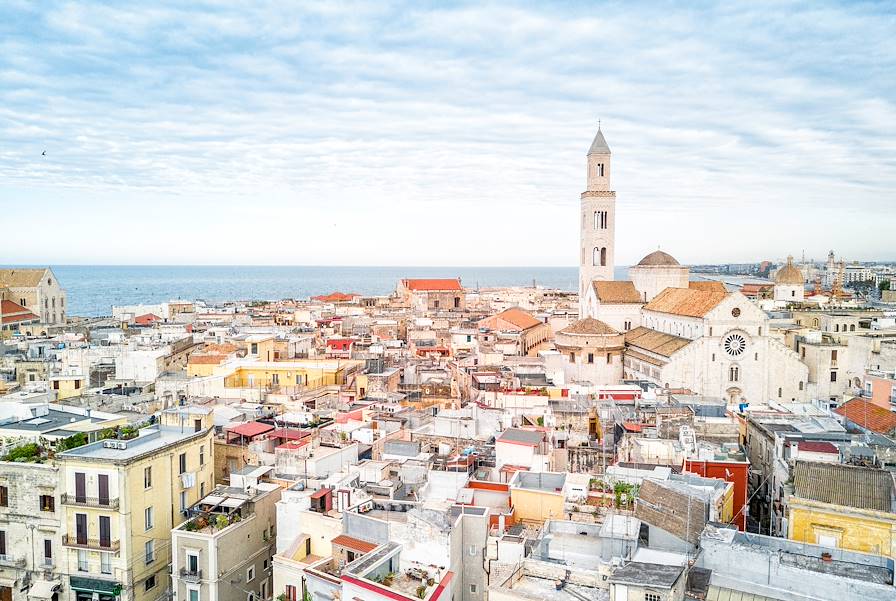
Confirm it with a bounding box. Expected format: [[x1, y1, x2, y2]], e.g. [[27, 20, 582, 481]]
[[775, 256, 803, 285], [559, 317, 619, 336], [636, 250, 680, 267]]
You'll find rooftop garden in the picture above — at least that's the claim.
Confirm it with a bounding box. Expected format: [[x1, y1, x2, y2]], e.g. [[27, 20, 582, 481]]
[[181, 511, 243, 533], [1, 420, 153, 462]]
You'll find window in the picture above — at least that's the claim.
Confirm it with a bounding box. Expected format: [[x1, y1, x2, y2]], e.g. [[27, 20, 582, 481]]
[[600, 247, 607, 266], [470, 584, 478, 593], [40, 495, 54, 512], [831, 349, 838, 361], [144, 466, 152, 488], [778, 388, 782, 398], [0, 485, 8, 507], [100, 553, 111, 575], [187, 552, 199, 574], [200, 446, 205, 466], [587, 353, 594, 364], [53, 380, 60, 390], [711, 353, 715, 362], [433, 299, 439, 309], [247, 595, 255, 601], [569, 352, 575, 363], [729, 366, 740, 382], [145, 576, 157, 591], [179, 453, 187, 474], [285, 585, 297, 601], [145, 540, 155, 564], [799, 381, 804, 391], [250, 343, 258, 354], [43, 539, 52, 565], [75, 513, 87, 545], [645, 594, 662, 601], [200, 482, 205, 497], [180, 491, 187, 512], [246, 566, 255, 582], [624, 320, 631, 330], [145, 506, 154, 530], [830, 371, 837, 382], [606, 353, 611, 363], [78, 549, 89, 572], [263, 559, 269, 570], [454, 296, 460, 309], [189, 589, 200, 601], [99, 515, 111, 548], [0, 530, 5, 556]]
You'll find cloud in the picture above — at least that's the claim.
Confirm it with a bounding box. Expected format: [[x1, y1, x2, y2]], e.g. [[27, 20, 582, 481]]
[[0, 0, 893, 266]]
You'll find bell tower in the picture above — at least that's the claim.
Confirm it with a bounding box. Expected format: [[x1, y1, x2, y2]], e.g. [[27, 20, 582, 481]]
[[579, 124, 616, 315]]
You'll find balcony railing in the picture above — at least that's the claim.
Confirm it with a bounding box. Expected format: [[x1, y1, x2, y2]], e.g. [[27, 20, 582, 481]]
[[61, 494, 120, 509], [0, 554, 26, 568], [62, 535, 120, 552], [179, 568, 202, 583]]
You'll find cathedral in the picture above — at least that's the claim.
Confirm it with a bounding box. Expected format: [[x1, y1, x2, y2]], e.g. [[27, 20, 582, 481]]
[[562, 127, 809, 404]]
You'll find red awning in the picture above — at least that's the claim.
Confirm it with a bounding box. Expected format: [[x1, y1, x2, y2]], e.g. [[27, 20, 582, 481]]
[[228, 422, 274, 438]]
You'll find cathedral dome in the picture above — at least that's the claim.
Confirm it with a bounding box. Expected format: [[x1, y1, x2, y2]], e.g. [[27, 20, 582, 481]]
[[636, 250, 679, 267], [775, 256, 803, 285]]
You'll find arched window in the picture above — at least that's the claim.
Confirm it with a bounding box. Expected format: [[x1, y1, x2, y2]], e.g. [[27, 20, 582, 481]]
[[593, 247, 600, 266], [799, 381, 804, 391], [835, 324, 839, 332], [593, 211, 598, 229], [813, 318, 819, 327], [729, 366, 739, 382], [600, 247, 607, 266], [850, 324, 855, 332]]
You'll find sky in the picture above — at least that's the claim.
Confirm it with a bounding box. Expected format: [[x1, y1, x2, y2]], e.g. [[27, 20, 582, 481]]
[[1, 1, 894, 267]]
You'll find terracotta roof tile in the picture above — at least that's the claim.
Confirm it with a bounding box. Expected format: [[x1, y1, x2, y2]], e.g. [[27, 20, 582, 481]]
[[688, 281, 727, 293], [593, 281, 643, 304], [643, 287, 728, 318], [312, 291, 359, 302], [479, 307, 541, 331], [0, 268, 48, 288], [624, 326, 691, 358], [559, 317, 619, 336], [834, 398, 896, 435], [331, 534, 378, 554]]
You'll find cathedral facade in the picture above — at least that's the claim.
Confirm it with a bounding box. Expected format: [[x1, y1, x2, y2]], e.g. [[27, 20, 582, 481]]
[[573, 128, 808, 404]]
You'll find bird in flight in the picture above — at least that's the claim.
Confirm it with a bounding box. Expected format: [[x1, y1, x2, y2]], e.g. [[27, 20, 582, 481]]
[[42, 150, 46, 156]]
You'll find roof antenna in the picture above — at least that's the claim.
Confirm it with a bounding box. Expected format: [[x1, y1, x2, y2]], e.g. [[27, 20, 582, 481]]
[[598, 119, 601, 131]]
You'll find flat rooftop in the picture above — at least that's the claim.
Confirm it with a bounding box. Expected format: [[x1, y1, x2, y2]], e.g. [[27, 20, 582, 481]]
[[59, 425, 206, 461]]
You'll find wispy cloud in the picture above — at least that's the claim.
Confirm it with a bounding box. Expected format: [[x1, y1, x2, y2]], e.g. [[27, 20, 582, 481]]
[[0, 1, 894, 265]]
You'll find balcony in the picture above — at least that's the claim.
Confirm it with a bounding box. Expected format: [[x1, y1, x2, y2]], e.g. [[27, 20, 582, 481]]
[[179, 568, 203, 583], [62, 535, 120, 552], [0, 554, 26, 568], [61, 494, 120, 510]]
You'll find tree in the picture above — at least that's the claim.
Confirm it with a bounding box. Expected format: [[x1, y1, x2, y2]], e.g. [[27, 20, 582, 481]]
[[880, 280, 891, 292]]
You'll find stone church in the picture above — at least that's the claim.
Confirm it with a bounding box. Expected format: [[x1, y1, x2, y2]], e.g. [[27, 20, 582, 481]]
[[561, 127, 808, 404]]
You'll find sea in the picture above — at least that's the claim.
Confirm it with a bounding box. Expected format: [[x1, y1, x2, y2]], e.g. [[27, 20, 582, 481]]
[[7, 265, 631, 318]]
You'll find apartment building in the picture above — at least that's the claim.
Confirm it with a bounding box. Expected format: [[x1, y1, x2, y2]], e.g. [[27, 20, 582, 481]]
[[56, 411, 214, 601]]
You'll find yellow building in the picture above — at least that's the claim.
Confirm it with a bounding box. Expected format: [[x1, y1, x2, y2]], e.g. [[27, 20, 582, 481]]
[[221, 359, 363, 390], [509, 471, 567, 525], [57, 408, 215, 601], [787, 461, 896, 558], [51, 374, 87, 400]]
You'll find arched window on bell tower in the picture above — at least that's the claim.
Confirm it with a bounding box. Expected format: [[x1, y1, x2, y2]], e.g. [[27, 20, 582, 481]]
[[600, 247, 607, 266], [593, 247, 600, 266]]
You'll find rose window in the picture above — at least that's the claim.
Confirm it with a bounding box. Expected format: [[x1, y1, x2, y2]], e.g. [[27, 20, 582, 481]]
[[723, 333, 747, 357]]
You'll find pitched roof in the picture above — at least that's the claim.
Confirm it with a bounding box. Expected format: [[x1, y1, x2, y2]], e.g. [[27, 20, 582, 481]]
[[331, 534, 378, 554], [624, 326, 691, 358], [0, 268, 48, 288], [643, 287, 728, 318], [312, 291, 358, 303], [797, 440, 839, 454], [587, 128, 611, 155], [834, 398, 896, 434], [636, 250, 679, 267], [559, 317, 619, 336], [227, 421, 274, 438], [480, 307, 541, 331], [401, 278, 463, 291], [688, 281, 727, 293], [497, 428, 545, 446], [792, 460, 894, 512], [593, 280, 642, 304], [0, 299, 39, 324]]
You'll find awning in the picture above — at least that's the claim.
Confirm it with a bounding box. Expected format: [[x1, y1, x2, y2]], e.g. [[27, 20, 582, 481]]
[[28, 580, 62, 599]]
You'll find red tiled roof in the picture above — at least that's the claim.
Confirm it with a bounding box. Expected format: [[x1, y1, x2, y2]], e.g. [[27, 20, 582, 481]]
[[331, 534, 377, 554], [797, 441, 838, 454], [401, 278, 463, 291], [227, 421, 274, 438], [312, 292, 358, 303], [0, 300, 39, 324], [269, 428, 309, 441], [134, 313, 161, 325], [834, 398, 896, 434]]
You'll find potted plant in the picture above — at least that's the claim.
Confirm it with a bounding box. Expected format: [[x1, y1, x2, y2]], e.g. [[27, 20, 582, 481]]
[[416, 585, 427, 599]]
